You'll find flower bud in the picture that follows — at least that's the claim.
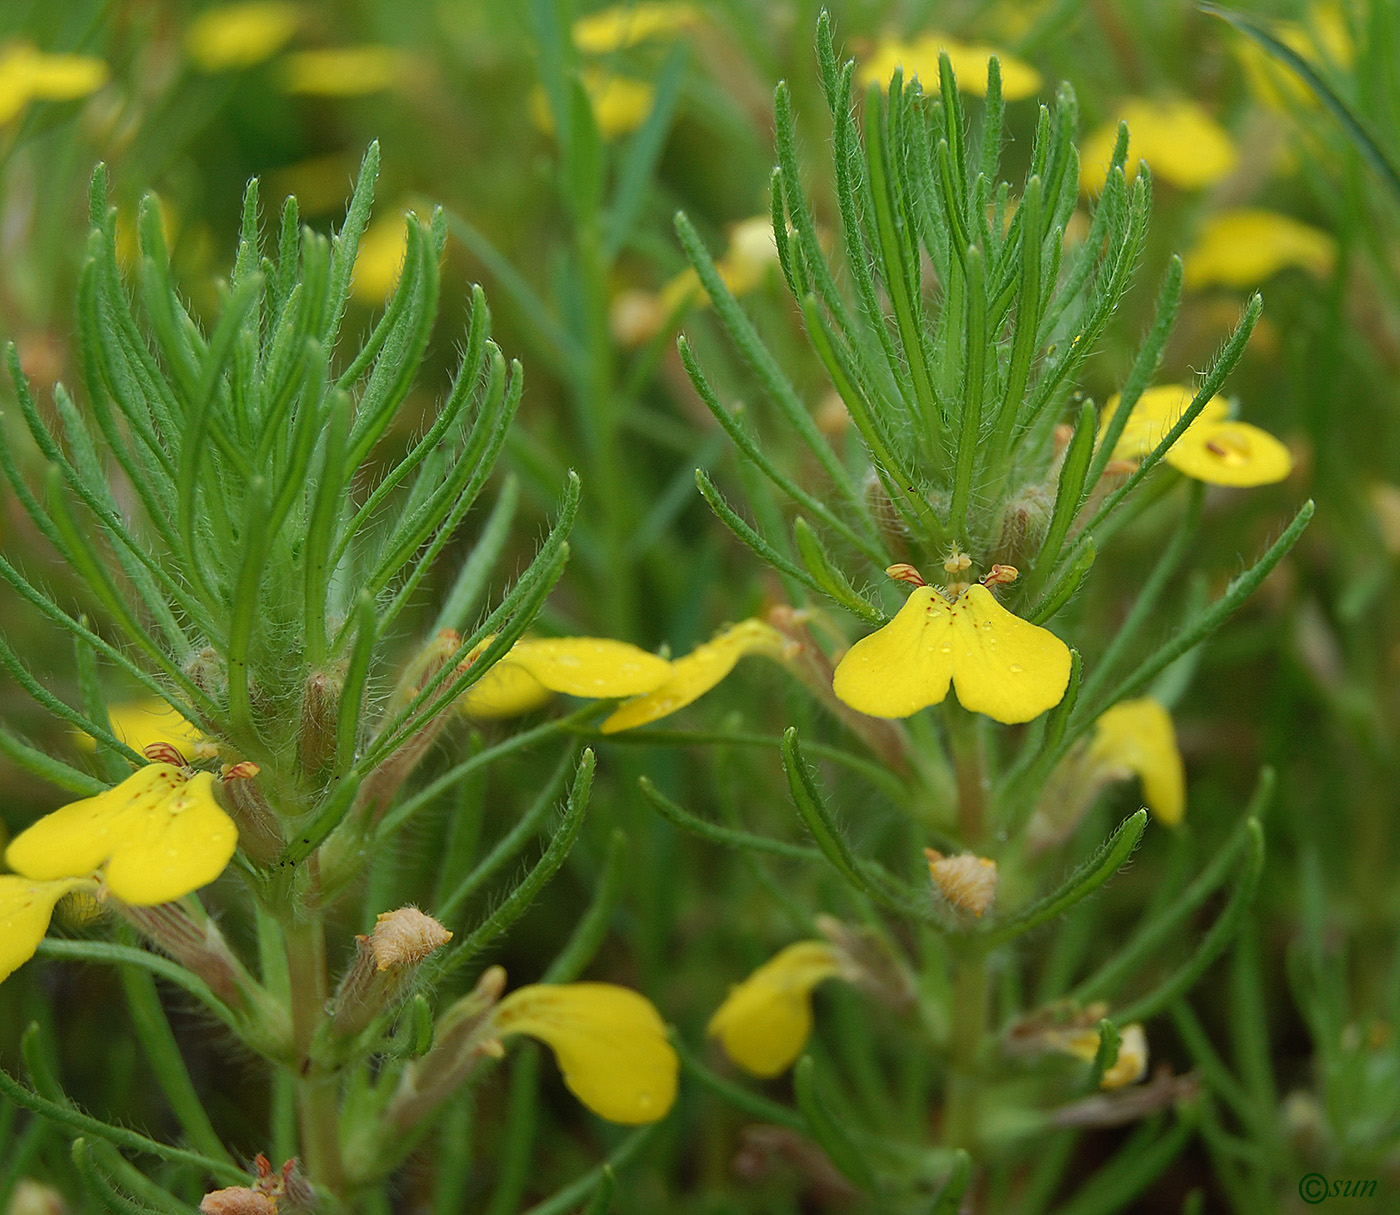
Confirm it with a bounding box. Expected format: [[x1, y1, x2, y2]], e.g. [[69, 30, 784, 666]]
[[199, 1190, 276, 1215], [298, 665, 344, 779], [219, 765, 283, 863], [925, 849, 999, 917], [331, 908, 453, 1038], [357, 631, 463, 821], [118, 901, 249, 1007], [369, 966, 508, 1143]]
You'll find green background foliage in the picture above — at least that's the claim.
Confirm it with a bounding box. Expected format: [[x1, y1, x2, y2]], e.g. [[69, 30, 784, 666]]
[[1, 0, 1398, 1212]]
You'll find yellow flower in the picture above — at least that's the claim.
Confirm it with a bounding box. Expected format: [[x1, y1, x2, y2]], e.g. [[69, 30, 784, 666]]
[[1053, 1022, 1149, 1089], [0, 876, 95, 984], [858, 33, 1040, 100], [1079, 98, 1236, 193], [1183, 208, 1335, 290], [612, 216, 779, 345], [0, 43, 108, 125], [75, 697, 210, 758], [832, 578, 1071, 724], [601, 619, 788, 733], [530, 69, 655, 140], [351, 215, 409, 302], [280, 46, 409, 96], [707, 941, 845, 1078], [1236, 3, 1352, 112], [491, 983, 678, 1124], [572, 2, 699, 54], [459, 635, 672, 720], [1101, 385, 1292, 488], [1087, 698, 1185, 826], [5, 764, 238, 905], [185, 2, 301, 72]]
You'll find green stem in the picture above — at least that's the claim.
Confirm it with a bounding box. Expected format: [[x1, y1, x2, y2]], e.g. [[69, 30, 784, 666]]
[[947, 707, 988, 846], [945, 947, 987, 1153], [284, 879, 343, 1195]]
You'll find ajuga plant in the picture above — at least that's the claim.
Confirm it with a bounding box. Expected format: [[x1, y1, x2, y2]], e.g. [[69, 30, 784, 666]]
[[655, 13, 1315, 1210], [0, 143, 683, 1211]]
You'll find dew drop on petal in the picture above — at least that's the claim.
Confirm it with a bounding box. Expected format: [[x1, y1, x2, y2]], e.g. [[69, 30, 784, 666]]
[[1009, 663, 1023, 674]]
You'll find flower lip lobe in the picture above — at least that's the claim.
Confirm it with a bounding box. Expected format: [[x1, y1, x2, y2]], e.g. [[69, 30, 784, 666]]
[[832, 584, 1071, 723], [492, 983, 678, 1125], [707, 941, 843, 1077], [4, 764, 239, 906], [0, 876, 94, 984]]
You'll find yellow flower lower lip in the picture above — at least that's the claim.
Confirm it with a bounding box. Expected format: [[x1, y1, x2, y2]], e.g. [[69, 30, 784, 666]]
[[1088, 698, 1185, 826], [1165, 420, 1293, 487], [1100, 385, 1292, 488], [0, 876, 96, 984], [1079, 98, 1236, 193], [857, 33, 1041, 101], [185, 2, 301, 73], [832, 584, 1071, 724], [601, 619, 786, 733], [491, 983, 678, 1125], [4, 764, 239, 905], [457, 635, 672, 719], [707, 941, 843, 1078]]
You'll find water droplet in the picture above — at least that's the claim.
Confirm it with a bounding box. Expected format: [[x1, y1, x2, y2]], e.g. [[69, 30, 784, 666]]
[[981, 620, 993, 630], [1009, 663, 1023, 674], [987, 639, 997, 649], [940, 643, 952, 654]]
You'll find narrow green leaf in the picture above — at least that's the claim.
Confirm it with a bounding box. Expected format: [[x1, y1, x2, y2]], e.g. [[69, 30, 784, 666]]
[[439, 749, 595, 975], [543, 827, 629, 982], [792, 518, 884, 624], [1202, 3, 1400, 205], [793, 1056, 879, 1192], [1115, 820, 1265, 1022], [638, 776, 821, 860], [781, 727, 929, 920], [1074, 775, 1273, 1003], [432, 473, 521, 637], [695, 468, 835, 601], [982, 810, 1147, 948], [0, 1067, 244, 1186]]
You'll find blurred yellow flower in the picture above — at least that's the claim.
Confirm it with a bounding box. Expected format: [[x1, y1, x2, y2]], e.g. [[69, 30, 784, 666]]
[[600, 619, 789, 733], [280, 46, 409, 96], [832, 575, 1071, 724], [707, 941, 845, 1077], [75, 697, 209, 758], [1183, 208, 1335, 290], [858, 33, 1040, 101], [5, 764, 239, 905], [532, 69, 655, 139], [1371, 484, 1400, 556], [1236, 3, 1352, 111], [1101, 385, 1292, 487], [1087, 698, 1185, 826], [612, 215, 779, 345], [1079, 98, 1236, 193], [185, 2, 301, 72], [491, 983, 678, 1124], [0, 876, 95, 984], [459, 635, 672, 720], [1052, 1021, 1149, 1089], [0, 43, 107, 125], [573, 3, 700, 54], [1166, 419, 1293, 487], [351, 215, 409, 302]]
